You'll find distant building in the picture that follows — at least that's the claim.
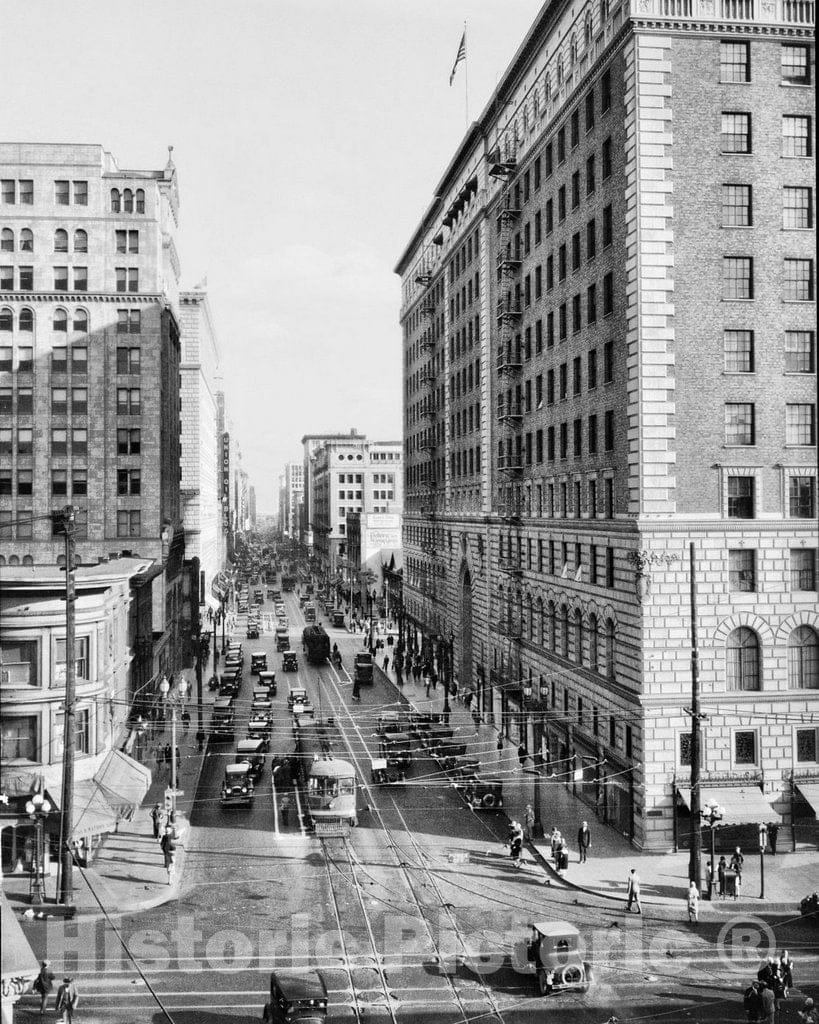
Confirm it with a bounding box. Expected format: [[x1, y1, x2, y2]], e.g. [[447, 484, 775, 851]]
[[300, 429, 365, 551], [280, 462, 303, 539], [396, 4, 816, 849]]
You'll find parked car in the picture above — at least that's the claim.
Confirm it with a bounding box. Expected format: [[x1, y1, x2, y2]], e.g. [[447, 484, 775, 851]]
[[257, 670, 277, 695], [354, 652, 373, 684], [262, 969, 327, 1023], [235, 738, 266, 782], [221, 763, 255, 806]]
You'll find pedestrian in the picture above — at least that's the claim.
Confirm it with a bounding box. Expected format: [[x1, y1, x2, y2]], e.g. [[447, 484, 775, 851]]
[[387, 633, 394, 647], [508, 821, 523, 868], [196, 729, 205, 753], [181, 709, 191, 735], [430, 668, 438, 690], [549, 826, 560, 858], [768, 823, 778, 856], [730, 846, 744, 879], [33, 960, 54, 1016], [160, 825, 176, 884], [718, 855, 727, 898], [626, 868, 642, 914], [760, 982, 776, 1024], [797, 997, 817, 1024], [279, 794, 290, 827], [771, 965, 787, 1019], [413, 660, 421, 683], [577, 821, 591, 863], [686, 880, 700, 924], [523, 804, 535, 841], [383, 654, 390, 672], [744, 980, 763, 1023], [55, 977, 79, 1024], [757, 958, 775, 988], [517, 742, 528, 768], [779, 950, 794, 995], [149, 802, 165, 840], [464, 691, 473, 712], [496, 734, 504, 758], [164, 743, 172, 770]]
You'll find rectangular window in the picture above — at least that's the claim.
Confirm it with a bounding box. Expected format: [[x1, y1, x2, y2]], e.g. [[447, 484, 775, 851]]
[[602, 204, 613, 247], [55, 637, 89, 683], [786, 403, 816, 445], [722, 184, 752, 226], [73, 267, 87, 291], [724, 329, 754, 372], [558, 186, 566, 222], [588, 414, 598, 454], [71, 346, 87, 375], [587, 283, 597, 323], [721, 112, 751, 153], [721, 40, 750, 82], [571, 109, 580, 148], [734, 731, 757, 766], [782, 44, 810, 84], [17, 470, 32, 496], [18, 387, 32, 414], [71, 387, 87, 415], [17, 346, 33, 373], [1, 180, 15, 204], [55, 180, 70, 205], [573, 356, 582, 395], [789, 476, 815, 517], [545, 198, 553, 234], [51, 347, 68, 372], [54, 266, 68, 291], [18, 266, 32, 290], [605, 547, 615, 588], [117, 308, 142, 334], [783, 186, 813, 229], [791, 549, 816, 591], [116, 347, 141, 374], [51, 427, 67, 456], [547, 368, 554, 404], [557, 127, 566, 164], [784, 330, 815, 373], [603, 272, 614, 315], [572, 232, 581, 271], [601, 68, 611, 112], [603, 341, 614, 383], [72, 469, 87, 496], [572, 294, 582, 333], [0, 427, 9, 454], [534, 210, 541, 245], [573, 418, 582, 457], [602, 137, 613, 180], [52, 469, 67, 496], [116, 229, 127, 253], [585, 90, 595, 131], [724, 257, 753, 299], [117, 388, 141, 415], [544, 142, 553, 177], [586, 155, 596, 195], [604, 409, 615, 451], [559, 362, 568, 400], [586, 218, 596, 261], [559, 303, 567, 340], [73, 180, 88, 205], [784, 258, 814, 301], [571, 171, 580, 209], [18, 180, 31, 204], [729, 548, 756, 591], [51, 387, 67, 415], [0, 716, 38, 761], [588, 349, 598, 390], [560, 422, 568, 459], [728, 475, 754, 518], [725, 403, 755, 445], [546, 254, 554, 290], [117, 469, 141, 495], [0, 471, 10, 496], [782, 115, 811, 157], [0, 346, 10, 373], [796, 728, 819, 763], [72, 427, 87, 455]]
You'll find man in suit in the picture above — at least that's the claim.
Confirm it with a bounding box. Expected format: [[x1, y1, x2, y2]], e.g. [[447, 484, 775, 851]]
[[577, 821, 591, 863]]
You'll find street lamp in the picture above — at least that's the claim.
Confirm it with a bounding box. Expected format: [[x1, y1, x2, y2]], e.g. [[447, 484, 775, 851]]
[[24, 791, 52, 905], [700, 798, 725, 899], [159, 675, 189, 822], [758, 822, 768, 900]]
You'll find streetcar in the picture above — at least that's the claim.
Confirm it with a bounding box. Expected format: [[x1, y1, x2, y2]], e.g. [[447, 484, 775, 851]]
[[302, 624, 330, 664], [293, 718, 357, 835]]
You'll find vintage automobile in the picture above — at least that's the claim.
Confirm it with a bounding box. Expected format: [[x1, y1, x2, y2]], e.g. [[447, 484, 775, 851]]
[[254, 589, 264, 604], [512, 921, 593, 995], [270, 589, 282, 602], [420, 723, 454, 751], [377, 711, 410, 736], [250, 651, 267, 675], [221, 763, 255, 806], [274, 602, 286, 618], [449, 755, 481, 780], [218, 678, 240, 699], [266, 587, 276, 600], [455, 776, 504, 811], [211, 699, 235, 741], [224, 656, 243, 676], [379, 732, 412, 772], [235, 738, 266, 782], [331, 610, 346, 628], [287, 684, 314, 716], [433, 740, 468, 770], [246, 624, 260, 640], [251, 698, 274, 722], [247, 716, 272, 738], [409, 711, 442, 735], [257, 670, 277, 695], [282, 650, 298, 672], [276, 628, 290, 652], [261, 969, 328, 1023]]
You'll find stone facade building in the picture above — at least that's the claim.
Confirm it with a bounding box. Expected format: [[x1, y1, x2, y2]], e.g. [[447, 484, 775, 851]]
[[396, 1, 816, 848]]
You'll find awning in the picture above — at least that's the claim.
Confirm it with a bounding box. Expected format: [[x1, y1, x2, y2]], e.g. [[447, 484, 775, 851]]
[[1, 890, 39, 997], [203, 593, 221, 612], [71, 779, 120, 839], [794, 782, 819, 815], [94, 750, 151, 819], [677, 785, 780, 824]]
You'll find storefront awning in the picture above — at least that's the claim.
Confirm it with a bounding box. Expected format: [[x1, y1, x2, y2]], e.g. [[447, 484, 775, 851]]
[[677, 785, 780, 824], [94, 750, 151, 819], [794, 782, 819, 815], [70, 780, 120, 839], [1, 890, 39, 999]]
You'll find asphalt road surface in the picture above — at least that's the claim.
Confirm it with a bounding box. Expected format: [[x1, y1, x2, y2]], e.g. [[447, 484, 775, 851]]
[[18, 584, 819, 1022]]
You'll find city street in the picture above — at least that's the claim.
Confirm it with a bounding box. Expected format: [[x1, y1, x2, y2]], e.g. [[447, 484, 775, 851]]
[[14, 588, 818, 1022]]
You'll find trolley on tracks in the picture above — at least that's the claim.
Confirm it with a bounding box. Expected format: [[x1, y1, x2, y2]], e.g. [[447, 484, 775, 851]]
[[293, 718, 358, 835], [302, 624, 330, 664]]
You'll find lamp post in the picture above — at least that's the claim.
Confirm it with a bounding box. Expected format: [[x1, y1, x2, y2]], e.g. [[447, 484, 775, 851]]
[[700, 798, 724, 899], [159, 675, 189, 822], [367, 589, 374, 654], [220, 597, 227, 653], [25, 791, 51, 906], [758, 822, 767, 900], [443, 629, 454, 716], [522, 678, 548, 837]]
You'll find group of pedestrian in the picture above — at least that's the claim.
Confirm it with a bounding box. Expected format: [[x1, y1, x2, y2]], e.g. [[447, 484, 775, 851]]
[[150, 803, 177, 883], [743, 952, 798, 1022], [155, 744, 182, 777], [507, 820, 524, 868], [32, 961, 79, 1022], [713, 846, 745, 899]]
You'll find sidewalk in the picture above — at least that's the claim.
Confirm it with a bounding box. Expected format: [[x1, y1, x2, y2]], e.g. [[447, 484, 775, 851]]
[[376, 660, 819, 915], [4, 691, 215, 921]]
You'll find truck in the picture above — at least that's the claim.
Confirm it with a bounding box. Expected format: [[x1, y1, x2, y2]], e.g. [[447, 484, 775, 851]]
[[354, 651, 374, 685], [281, 575, 296, 592]]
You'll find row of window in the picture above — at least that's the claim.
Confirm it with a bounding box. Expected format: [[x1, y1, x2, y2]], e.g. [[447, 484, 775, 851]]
[[0, 227, 140, 254], [0, 307, 142, 334], [0, 266, 141, 292], [498, 412, 616, 465], [720, 184, 813, 229], [0, 386, 143, 416], [721, 113, 812, 157], [725, 329, 814, 373], [723, 257, 813, 301], [0, 346, 141, 376], [724, 402, 815, 446], [719, 41, 811, 85], [729, 547, 816, 593], [0, 424, 143, 456], [0, 508, 142, 543], [0, 181, 148, 212], [680, 725, 819, 771]]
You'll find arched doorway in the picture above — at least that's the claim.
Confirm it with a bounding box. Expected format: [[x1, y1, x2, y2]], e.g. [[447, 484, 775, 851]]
[[459, 565, 473, 699]]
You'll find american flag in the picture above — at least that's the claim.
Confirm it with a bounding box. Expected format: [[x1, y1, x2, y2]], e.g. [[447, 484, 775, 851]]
[[449, 28, 466, 86]]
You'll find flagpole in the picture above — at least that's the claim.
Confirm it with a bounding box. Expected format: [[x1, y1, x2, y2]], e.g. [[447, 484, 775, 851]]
[[464, 22, 469, 127]]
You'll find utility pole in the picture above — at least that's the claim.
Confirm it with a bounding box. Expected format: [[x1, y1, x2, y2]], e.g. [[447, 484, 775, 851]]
[[688, 541, 702, 891], [58, 505, 77, 906]]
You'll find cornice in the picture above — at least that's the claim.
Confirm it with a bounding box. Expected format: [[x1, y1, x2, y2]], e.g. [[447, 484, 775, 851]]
[[0, 291, 165, 304]]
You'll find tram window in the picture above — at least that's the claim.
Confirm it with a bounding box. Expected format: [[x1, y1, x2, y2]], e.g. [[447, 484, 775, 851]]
[[339, 778, 355, 795]]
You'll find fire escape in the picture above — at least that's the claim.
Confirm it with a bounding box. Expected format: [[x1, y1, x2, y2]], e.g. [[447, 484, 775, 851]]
[[416, 253, 439, 516]]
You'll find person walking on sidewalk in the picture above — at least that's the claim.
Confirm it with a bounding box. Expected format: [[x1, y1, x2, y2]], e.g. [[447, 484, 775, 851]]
[[181, 709, 191, 735], [517, 742, 528, 768], [577, 821, 591, 863], [33, 960, 54, 1016], [626, 869, 642, 914], [507, 821, 523, 868], [150, 802, 165, 839], [686, 880, 700, 924], [55, 977, 79, 1023], [160, 825, 176, 884], [383, 653, 390, 673]]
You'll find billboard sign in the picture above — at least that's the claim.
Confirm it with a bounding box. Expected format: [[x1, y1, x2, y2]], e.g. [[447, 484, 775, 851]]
[[365, 513, 400, 556], [221, 433, 230, 501]]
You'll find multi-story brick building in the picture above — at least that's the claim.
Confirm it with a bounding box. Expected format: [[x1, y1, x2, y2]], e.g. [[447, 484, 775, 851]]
[[396, 1, 816, 849], [301, 430, 366, 554], [280, 461, 304, 540], [0, 142, 187, 730], [179, 284, 226, 620]]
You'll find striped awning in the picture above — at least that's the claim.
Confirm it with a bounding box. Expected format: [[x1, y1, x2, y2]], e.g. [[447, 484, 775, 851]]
[[794, 782, 819, 815], [94, 750, 151, 819], [677, 785, 780, 824]]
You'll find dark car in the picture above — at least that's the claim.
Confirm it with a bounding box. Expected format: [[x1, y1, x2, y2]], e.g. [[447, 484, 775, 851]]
[[282, 650, 298, 672], [262, 969, 328, 1023], [221, 763, 254, 806], [258, 670, 277, 695], [235, 738, 266, 782], [251, 651, 268, 675]]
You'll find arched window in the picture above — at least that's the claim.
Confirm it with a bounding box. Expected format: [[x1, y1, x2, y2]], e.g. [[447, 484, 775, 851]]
[[525, 593, 533, 640], [557, 57, 564, 86], [544, 72, 551, 102], [1, 228, 14, 251], [536, 596, 544, 646], [20, 228, 33, 252], [584, 13, 593, 46], [548, 601, 556, 651], [111, 188, 121, 212], [135, 189, 145, 213], [0, 307, 12, 331], [588, 613, 599, 671], [53, 307, 68, 332], [123, 188, 133, 213], [19, 308, 34, 332], [533, 90, 540, 118], [73, 308, 88, 333], [560, 605, 569, 658], [73, 229, 87, 253], [726, 627, 760, 690], [788, 626, 818, 689], [54, 228, 68, 253], [605, 618, 616, 680], [569, 34, 577, 65], [574, 609, 583, 664]]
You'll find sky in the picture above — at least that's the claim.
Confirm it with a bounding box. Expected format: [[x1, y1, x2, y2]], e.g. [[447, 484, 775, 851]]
[[3, 0, 541, 511]]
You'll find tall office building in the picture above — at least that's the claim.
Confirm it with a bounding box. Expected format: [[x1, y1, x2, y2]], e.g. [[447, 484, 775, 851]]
[[396, 3, 816, 848], [281, 461, 304, 539], [301, 430, 366, 552]]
